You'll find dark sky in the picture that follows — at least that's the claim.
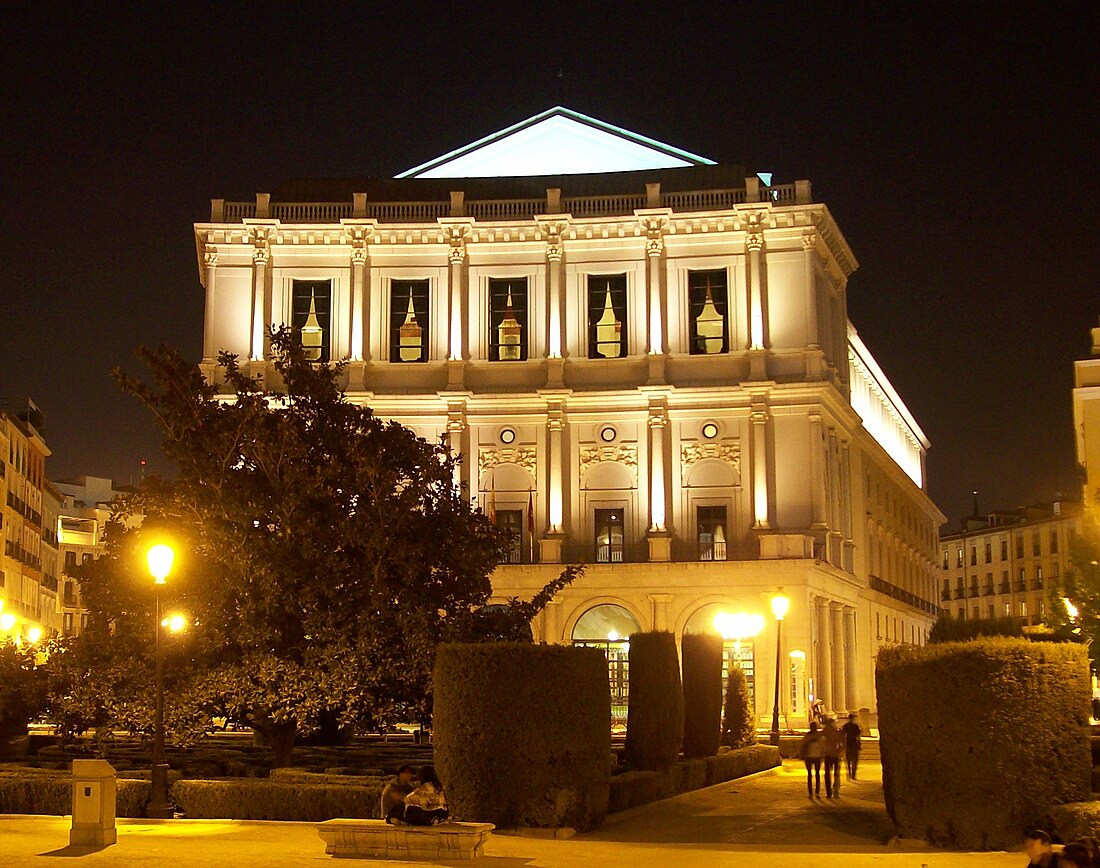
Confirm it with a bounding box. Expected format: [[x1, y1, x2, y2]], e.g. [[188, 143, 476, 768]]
[[2, 5, 1096, 526]]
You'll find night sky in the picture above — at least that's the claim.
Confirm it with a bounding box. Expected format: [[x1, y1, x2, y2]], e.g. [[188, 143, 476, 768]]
[[3, 6, 1096, 526]]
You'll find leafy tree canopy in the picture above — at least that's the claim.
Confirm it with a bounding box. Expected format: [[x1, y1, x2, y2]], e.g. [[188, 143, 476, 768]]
[[57, 328, 575, 764]]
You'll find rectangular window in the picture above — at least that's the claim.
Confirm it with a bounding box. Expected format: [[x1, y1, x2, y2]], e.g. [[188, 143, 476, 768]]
[[988, 604, 995, 619], [291, 279, 332, 362], [969, 546, 977, 566], [594, 509, 625, 563], [1050, 530, 1059, 554], [956, 547, 963, 568], [984, 542, 992, 563], [488, 278, 528, 361], [1020, 600, 1028, 618], [1032, 532, 1041, 557], [1004, 602, 1010, 616], [1015, 534, 1024, 559], [696, 506, 728, 561], [1000, 539, 1008, 560], [942, 551, 949, 570], [494, 509, 524, 564], [389, 280, 429, 363], [587, 274, 628, 359], [958, 608, 966, 620], [64, 551, 76, 569], [688, 270, 729, 355]]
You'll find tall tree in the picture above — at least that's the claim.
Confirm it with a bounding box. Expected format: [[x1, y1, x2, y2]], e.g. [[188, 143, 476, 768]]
[[1050, 512, 1100, 669], [73, 327, 569, 765]]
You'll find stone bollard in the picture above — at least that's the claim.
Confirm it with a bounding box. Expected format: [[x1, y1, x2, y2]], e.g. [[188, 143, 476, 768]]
[[70, 759, 117, 848]]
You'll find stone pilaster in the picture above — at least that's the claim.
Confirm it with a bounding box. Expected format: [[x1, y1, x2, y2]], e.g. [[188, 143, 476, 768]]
[[202, 246, 218, 363]]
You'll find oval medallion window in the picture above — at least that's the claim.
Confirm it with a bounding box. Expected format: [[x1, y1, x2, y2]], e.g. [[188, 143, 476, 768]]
[[499, 428, 517, 444], [599, 426, 617, 443], [701, 422, 719, 440]]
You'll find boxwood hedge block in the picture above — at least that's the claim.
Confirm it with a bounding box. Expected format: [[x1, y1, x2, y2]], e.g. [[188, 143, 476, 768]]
[[877, 639, 1091, 849], [0, 771, 150, 817], [681, 633, 724, 759], [170, 779, 382, 821], [624, 632, 684, 771], [433, 643, 611, 831]]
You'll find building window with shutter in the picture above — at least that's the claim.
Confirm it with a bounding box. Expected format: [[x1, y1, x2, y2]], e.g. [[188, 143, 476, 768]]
[[587, 274, 627, 358], [389, 280, 429, 362], [488, 278, 528, 361], [291, 279, 332, 362], [494, 509, 524, 564], [688, 270, 728, 354]]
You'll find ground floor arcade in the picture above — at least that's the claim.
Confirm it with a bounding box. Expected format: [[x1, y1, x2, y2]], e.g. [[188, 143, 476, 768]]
[[490, 558, 933, 725]]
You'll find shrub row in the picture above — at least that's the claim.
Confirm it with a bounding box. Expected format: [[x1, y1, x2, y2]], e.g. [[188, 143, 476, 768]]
[[434, 643, 611, 831], [608, 745, 779, 813], [171, 779, 384, 821], [0, 771, 150, 817], [877, 639, 1091, 850], [1050, 801, 1100, 841]]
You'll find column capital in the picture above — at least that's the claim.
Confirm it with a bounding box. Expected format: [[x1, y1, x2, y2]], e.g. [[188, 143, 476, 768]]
[[829, 600, 845, 611], [801, 228, 818, 251], [636, 210, 670, 256], [203, 246, 219, 268], [251, 242, 270, 265], [439, 219, 473, 263]]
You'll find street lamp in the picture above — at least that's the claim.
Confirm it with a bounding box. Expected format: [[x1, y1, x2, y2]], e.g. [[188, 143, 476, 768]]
[[769, 591, 790, 747], [146, 543, 175, 819]]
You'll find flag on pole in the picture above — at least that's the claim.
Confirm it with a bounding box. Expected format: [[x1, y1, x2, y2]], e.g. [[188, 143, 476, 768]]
[[527, 487, 535, 562]]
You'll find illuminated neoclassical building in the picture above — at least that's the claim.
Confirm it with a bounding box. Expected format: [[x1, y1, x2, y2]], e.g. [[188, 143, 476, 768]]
[[195, 107, 943, 723]]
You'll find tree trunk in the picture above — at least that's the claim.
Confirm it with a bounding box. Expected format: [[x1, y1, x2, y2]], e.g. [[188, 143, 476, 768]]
[[253, 719, 297, 768]]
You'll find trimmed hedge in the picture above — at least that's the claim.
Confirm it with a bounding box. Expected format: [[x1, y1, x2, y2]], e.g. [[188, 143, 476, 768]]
[[433, 643, 610, 831], [681, 634, 723, 758], [0, 771, 150, 817], [1050, 801, 1100, 841], [171, 779, 383, 821], [929, 614, 1023, 643], [722, 664, 755, 748], [877, 639, 1091, 849], [624, 632, 684, 771], [607, 745, 779, 813]]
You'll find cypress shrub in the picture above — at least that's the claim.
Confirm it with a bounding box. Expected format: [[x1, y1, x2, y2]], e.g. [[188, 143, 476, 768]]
[[433, 643, 610, 831], [877, 639, 1091, 849], [681, 634, 724, 758], [624, 632, 684, 771], [721, 664, 756, 748]]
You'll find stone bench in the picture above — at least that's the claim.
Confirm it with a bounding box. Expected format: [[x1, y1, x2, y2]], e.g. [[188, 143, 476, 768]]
[[317, 818, 494, 861]]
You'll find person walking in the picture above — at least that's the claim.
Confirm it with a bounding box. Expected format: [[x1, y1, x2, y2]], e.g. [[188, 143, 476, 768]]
[[798, 722, 825, 798], [841, 713, 863, 781], [821, 716, 844, 798]]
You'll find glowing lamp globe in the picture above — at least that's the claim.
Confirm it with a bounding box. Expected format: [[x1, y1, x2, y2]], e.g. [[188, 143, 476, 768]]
[[0, 612, 17, 631], [27, 626, 43, 644], [771, 593, 790, 621], [147, 544, 175, 584], [161, 614, 188, 634]]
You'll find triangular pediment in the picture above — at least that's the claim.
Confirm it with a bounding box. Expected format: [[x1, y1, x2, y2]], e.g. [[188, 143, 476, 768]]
[[396, 107, 716, 179]]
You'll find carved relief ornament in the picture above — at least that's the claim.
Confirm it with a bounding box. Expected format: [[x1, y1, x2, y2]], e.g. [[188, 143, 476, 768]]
[[579, 444, 639, 479], [479, 447, 538, 477], [680, 439, 742, 473]]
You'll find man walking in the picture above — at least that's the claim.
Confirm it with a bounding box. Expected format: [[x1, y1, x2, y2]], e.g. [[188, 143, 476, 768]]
[[841, 713, 862, 781], [821, 717, 844, 798]]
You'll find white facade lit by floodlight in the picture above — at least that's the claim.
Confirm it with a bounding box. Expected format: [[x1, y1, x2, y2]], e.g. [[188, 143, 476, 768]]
[[197, 107, 945, 722]]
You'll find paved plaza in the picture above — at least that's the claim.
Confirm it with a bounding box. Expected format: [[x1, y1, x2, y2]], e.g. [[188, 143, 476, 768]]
[[0, 762, 1023, 866]]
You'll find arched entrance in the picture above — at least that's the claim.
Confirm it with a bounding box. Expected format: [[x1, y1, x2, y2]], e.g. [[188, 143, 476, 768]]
[[683, 603, 763, 718], [571, 603, 640, 730]]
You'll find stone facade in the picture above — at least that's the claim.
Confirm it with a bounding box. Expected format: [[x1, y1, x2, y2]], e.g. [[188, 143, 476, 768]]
[[195, 110, 943, 719]]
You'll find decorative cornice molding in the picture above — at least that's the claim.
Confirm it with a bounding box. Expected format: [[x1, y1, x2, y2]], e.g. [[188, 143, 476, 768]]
[[203, 247, 219, 268]]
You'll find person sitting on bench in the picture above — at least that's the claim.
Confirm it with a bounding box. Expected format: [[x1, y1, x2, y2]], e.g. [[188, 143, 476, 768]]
[[403, 765, 449, 826], [381, 764, 416, 824]]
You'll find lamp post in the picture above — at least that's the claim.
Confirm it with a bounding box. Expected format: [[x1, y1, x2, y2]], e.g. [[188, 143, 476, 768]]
[[146, 543, 175, 819], [769, 591, 790, 747]]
